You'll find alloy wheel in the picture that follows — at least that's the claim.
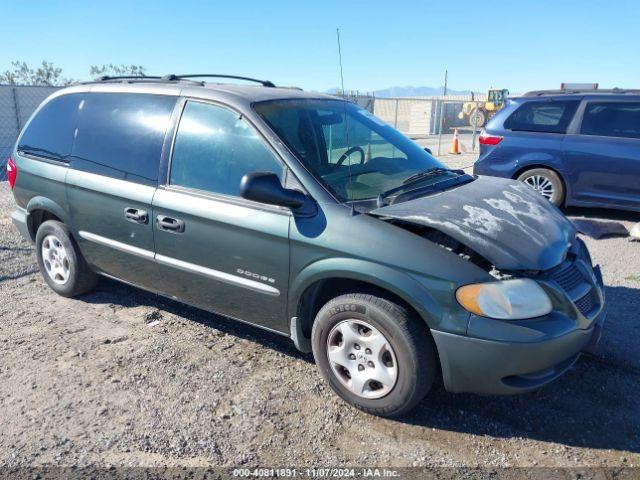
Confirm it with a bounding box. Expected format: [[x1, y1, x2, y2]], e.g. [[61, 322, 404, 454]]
[[523, 174, 555, 200]]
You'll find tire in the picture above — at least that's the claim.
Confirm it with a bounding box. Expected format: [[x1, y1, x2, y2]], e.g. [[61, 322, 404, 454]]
[[469, 109, 486, 128], [517, 168, 565, 207], [35, 220, 98, 297], [311, 293, 437, 417]]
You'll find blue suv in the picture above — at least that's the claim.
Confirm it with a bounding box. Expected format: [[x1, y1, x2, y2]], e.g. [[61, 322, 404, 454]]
[[474, 89, 640, 211]]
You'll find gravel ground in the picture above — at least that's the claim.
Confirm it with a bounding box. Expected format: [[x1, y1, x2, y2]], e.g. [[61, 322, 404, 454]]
[[1, 180, 639, 472]]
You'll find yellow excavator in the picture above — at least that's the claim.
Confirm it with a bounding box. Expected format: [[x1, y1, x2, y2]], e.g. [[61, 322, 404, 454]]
[[458, 88, 509, 128]]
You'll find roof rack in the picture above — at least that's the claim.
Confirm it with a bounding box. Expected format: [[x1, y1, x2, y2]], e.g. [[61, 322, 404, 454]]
[[523, 88, 640, 97], [94, 75, 163, 82], [86, 74, 278, 88], [90, 75, 204, 86], [162, 74, 276, 87]]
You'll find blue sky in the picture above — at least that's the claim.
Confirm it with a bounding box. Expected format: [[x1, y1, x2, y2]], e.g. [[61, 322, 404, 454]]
[[2, 0, 638, 93]]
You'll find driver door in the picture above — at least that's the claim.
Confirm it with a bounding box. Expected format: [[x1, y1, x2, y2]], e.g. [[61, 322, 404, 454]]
[[152, 100, 291, 333]]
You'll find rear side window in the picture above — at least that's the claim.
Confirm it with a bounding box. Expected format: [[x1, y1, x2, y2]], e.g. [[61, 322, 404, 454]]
[[18, 94, 83, 162], [72, 93, 176, 182], [170, 101, 283, 197], [504, 100, 579, 134], [581, 102, 640, 139]]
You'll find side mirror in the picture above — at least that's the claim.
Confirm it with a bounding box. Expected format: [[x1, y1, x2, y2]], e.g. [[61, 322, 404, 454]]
[[423, 147, 433, 155], [240, 171, 307, 209]]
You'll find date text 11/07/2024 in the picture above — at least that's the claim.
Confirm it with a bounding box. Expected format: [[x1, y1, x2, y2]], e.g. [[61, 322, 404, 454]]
[[232, 468, 401, 478]]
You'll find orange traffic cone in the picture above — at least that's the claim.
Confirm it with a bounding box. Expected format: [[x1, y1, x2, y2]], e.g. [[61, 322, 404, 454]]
[[450, 128, 461, 154]]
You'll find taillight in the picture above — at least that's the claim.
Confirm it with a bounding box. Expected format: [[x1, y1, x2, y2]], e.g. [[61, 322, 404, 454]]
[[478, 133, 503, 146], [6, 156, 17, 189]]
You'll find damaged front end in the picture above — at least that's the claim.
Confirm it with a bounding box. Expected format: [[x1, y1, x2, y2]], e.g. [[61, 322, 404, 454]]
[[366, 176, 606, 394], [369, 176, 604, 325], [370, 176, 576, 272], [385, 217, 603, 325], [384, 220, 505, 278]]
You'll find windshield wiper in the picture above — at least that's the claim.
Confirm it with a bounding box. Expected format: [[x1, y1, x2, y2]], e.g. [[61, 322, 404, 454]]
[[376, 168, 469, 208], [402, 167, 452, 185]]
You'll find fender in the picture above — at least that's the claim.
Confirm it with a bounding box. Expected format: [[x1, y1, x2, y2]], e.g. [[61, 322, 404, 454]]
[[25, 196, 70, 239], [288, 257, 449, 332]]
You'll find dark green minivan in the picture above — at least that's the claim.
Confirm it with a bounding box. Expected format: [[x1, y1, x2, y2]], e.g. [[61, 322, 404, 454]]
[[9, 75, 606, 416]]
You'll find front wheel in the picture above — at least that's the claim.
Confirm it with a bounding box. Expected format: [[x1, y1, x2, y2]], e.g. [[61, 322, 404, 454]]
[[311, 293, 437, 417], [517, 168, 565, 206]]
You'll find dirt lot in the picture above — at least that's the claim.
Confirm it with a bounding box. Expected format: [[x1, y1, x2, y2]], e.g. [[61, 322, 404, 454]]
[[1, 180, 639, 473]]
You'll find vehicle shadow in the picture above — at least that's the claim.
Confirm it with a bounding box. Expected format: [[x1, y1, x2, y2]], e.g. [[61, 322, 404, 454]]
[[399, 284, 640, 453], [80, 277, 312, 361]]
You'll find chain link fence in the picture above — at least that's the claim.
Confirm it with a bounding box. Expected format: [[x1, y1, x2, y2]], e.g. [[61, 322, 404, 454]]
[[333, 92, 495, 157], [372, 94, 488, 136], [338, 90, 375, 113], [0, 85, 60, 181]]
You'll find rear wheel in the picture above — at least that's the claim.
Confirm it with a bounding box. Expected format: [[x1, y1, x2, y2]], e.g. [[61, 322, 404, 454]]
[[311, 293, 436, 417], [35, 220, 98, 297], [517, 168, 565, 206]]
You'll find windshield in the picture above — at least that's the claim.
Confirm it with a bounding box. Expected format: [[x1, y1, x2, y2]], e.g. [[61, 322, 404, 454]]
[[254, 99, 447, 201]]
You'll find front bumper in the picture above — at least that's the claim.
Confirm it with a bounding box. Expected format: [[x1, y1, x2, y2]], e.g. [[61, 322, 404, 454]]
[[11, 207, 32, 242], [432, 308, 605, 395], [433, 262, 607, 395]]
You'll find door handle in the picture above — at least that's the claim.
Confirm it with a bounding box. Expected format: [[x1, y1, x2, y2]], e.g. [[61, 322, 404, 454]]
[[124, 207, 148, 224], [156, 215, 185, 233]]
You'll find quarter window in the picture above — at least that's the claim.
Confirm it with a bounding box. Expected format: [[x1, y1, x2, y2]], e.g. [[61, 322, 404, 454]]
[[170, 101, 283, 196], [581, 102, 640, 139], [18, 94, 83, 162], [504, 100, 579, 134], [72, 93, 176, 182]]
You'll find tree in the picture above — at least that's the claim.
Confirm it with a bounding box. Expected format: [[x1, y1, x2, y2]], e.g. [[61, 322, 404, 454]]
[[0, 61, 148, 86], [0, 60, 73, 86], [89, 64, 147, 79]]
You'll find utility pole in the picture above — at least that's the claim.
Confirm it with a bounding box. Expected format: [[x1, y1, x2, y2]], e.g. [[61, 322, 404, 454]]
[[437, 70, 448, 156]]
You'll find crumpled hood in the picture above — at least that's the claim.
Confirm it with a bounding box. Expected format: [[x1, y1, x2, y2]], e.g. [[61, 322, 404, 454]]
[[370, 176, 576, 271]]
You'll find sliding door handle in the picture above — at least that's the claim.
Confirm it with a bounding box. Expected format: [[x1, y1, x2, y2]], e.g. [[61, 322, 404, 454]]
[[156, 215, 185, 233], [124, 207, 148, 224]]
